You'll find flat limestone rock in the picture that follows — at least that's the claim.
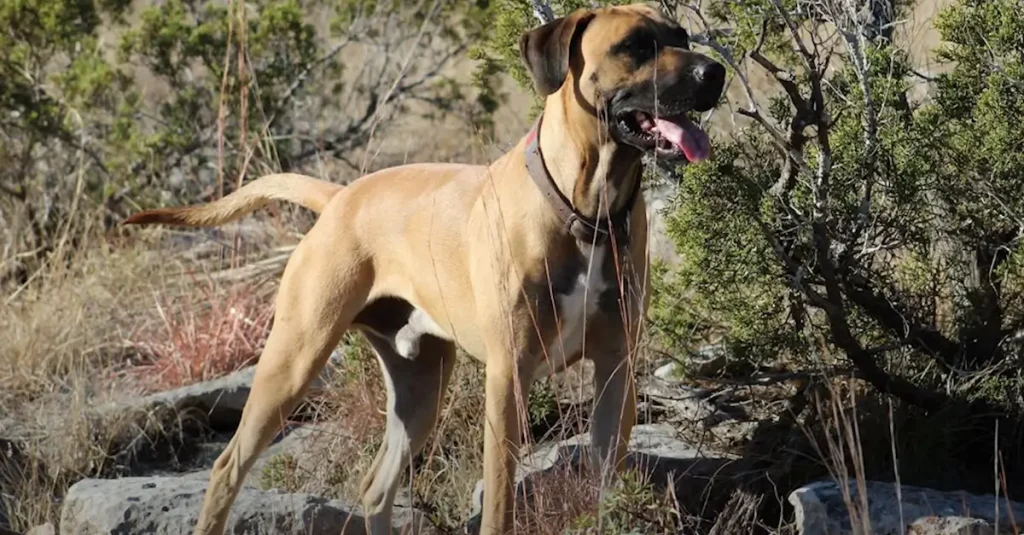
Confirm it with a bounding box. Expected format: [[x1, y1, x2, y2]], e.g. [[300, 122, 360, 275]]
[[100, 350, 345, 430], [59, 476, 427, 535], [790, 479, 1024, 535]]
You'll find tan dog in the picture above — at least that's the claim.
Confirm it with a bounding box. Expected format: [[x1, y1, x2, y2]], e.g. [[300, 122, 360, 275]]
[[124, 4, 725, 534]]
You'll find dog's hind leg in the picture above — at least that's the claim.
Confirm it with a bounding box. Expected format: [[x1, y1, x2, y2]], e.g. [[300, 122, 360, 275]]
[[193, 216, 372, 535], [358, 333, 456, 534]]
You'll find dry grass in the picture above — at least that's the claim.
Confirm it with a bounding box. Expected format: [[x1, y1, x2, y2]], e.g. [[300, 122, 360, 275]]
[[0, 236, 159, 531], [126, 279, 275, 392], [1, 239, 161, 408], [0, 223, 288, 531], [513, 466, 602, 534], [253, 335, 489, 530]]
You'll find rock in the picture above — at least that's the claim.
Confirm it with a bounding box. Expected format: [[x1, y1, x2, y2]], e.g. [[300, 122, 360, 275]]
[[102, 351, 345, 430], [140, 366, 256, 429], [653, 361, 684, 380], [789, 479, 1024, 535], [652, 348, 726, 382], [25, 524, 55, 535], [908, 517, 997, 535], [178, 423, 347, 492], [522, 423, 738, 495], [689, 344, 728, 377], [59, 476, 429, 535], [640, 378, 736, 428], [249, 423, 336, 481]]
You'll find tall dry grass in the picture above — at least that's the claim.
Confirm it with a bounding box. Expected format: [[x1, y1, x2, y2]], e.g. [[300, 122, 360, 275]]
[[1, 232, 176, 530], [0, 221, 291, 530], [126, 279, 275, 392]]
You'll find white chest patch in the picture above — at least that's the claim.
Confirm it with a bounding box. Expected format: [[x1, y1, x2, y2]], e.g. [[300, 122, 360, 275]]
[[536, 244, 610, 378], [394, 307, 448, 359]]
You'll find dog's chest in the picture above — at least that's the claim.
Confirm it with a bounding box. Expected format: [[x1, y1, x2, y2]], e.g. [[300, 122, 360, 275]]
[[537, 244, 613, 375]]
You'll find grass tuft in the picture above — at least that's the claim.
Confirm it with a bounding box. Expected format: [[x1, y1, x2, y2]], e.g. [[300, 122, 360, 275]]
[[127, 279, 274, 392]]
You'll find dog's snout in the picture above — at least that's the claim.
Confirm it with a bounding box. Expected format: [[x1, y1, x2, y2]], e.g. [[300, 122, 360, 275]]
[[690, 60, 726, 112], [694, 61, 725, 87]]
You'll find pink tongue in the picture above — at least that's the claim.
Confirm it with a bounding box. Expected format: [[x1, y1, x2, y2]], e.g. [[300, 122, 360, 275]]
[[652, 116, 710, 162]]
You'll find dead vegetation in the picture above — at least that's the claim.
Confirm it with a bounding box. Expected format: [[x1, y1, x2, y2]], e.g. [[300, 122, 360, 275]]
[[0, 226, 282, 531], [126, 279, 275, 392]]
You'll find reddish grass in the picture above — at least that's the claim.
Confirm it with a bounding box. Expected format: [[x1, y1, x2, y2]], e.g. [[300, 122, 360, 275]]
[[128, 280, 274, 392]]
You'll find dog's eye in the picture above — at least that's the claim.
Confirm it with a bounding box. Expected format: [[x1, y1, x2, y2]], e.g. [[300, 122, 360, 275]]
[[630, 38, 658, 60], [614, 31, 659, 64]]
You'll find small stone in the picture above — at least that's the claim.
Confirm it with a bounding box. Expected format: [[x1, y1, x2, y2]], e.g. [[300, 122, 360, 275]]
[[25, 523, 55, 535], [654, 361, 684, 380]]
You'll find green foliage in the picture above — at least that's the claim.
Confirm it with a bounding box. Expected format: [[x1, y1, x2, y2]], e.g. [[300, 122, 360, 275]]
[[673, 0, 1022, 392], [259, 453, 301, 492], [528, 377, 559, 425], [566, 470, 680, 534], [1, 0, 489, 285], [652, 135, 810, 363], [668, 0, 1022, 396]]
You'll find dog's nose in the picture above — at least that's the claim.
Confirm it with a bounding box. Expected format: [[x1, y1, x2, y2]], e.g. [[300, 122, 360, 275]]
[[691, 60, 726, 112], [694, 61, 726, 87]]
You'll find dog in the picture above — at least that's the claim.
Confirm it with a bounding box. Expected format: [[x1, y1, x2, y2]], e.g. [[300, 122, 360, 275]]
[[123, 3, 725, 533]]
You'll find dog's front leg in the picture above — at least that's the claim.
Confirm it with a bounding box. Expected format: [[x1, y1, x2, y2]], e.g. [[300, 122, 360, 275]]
[[590, 347, 637, 484], [480, 351, 529, 535]]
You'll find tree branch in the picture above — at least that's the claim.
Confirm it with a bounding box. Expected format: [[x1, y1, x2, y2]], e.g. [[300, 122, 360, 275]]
[[531, 0, 554, 24]]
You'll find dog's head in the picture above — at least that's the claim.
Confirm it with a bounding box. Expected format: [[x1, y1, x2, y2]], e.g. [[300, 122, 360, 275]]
[[519, 3, 725, 163]]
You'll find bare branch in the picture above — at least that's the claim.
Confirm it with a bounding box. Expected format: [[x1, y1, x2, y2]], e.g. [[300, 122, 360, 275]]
[[768, 0, 818, 73], [267, 35, 356, 129], [531, 0, 555, 24]]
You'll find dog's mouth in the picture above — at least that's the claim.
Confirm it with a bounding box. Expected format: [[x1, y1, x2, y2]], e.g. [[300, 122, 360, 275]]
[[615, 109, 711, 163]]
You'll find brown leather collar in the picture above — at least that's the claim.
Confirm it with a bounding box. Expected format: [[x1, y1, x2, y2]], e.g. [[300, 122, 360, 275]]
[[524, 114, 642, 246]]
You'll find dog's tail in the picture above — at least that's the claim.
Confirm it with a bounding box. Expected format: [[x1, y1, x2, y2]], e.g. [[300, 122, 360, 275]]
[[123, 173, 344, 228]]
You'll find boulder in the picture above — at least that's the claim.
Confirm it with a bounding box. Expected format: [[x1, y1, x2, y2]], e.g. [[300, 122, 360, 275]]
[[653, 345, 728, 381], [59, 476, 429, 535], [789, 479, 1024, 535], [653, 361, 684, 380], [908, 517, 999, 535], [101, 351, 345, 430], [177, 423, 340, 488], [640, 378, 737, 428], [139, 366, 256, 429]]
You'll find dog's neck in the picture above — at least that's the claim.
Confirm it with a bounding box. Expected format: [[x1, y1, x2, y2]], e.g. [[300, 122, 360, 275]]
[[535, 91, 643, 222]]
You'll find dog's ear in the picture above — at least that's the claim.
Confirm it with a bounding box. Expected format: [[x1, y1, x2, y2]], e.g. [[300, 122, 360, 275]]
[[519, 10, 594, 96]]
